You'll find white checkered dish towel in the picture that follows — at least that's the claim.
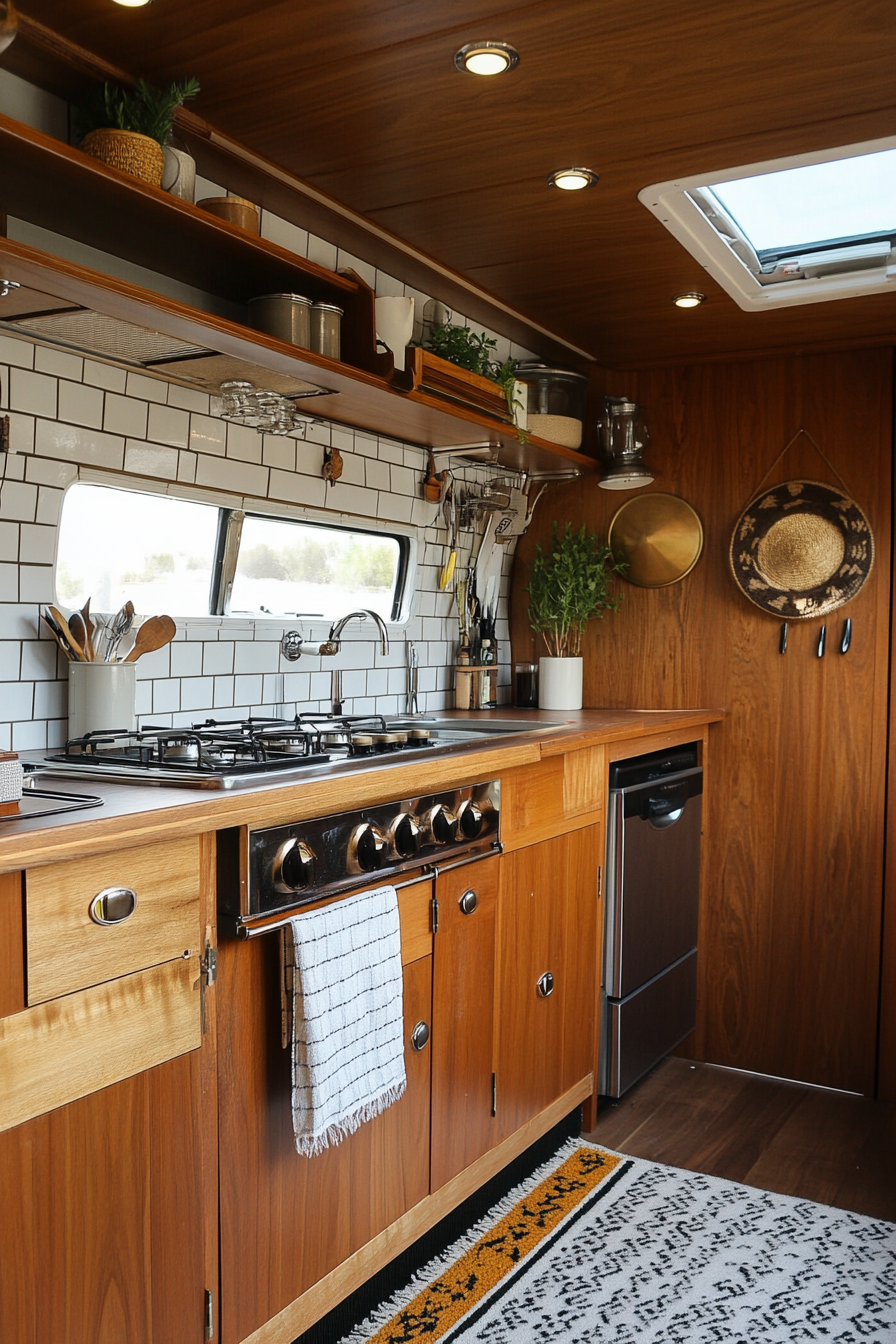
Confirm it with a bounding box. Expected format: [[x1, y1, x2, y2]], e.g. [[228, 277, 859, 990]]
[[281, 884, 406, 1157]]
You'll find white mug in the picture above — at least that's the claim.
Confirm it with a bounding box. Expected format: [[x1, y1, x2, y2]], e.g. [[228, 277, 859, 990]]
[[162, 146, 196, 203], [375, 296, 415, 372]]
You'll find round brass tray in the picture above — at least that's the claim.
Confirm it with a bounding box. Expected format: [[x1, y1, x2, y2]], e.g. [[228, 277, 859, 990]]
[[609, 493, 704, 588]]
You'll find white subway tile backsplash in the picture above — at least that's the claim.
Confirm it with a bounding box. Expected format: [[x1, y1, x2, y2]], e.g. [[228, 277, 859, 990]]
[[148, 403, 190, 449], [2, 680, 34, 719], [261, 212, 309, 258], [170, 642, 204, 678], [0, 521, 17, 562], [35, 486, 64, 526], [125, 441, 180, 480], [0, 332, 35, 368], [10, 367, 57, 418], [58, 379, 104, 429], [152, 679, 181, 713], [84, 359, 127, 393], [234, 673, 263, 704], [195, 455, 268, 496], [1, 249, 520, 745], [35, 347, 83, 381], [13, 718, 47, 750], [180, 676, 215, 711], [19, 524, 55, 565], [36, 421, 124, 470], [203, 642, 234, 675], [306, 234, 338, 271], [18, 565, 53, 603], [0, 641, 20, 678], [0, 480, 38, 522], [125, 372, 168, 403], [104, 391, 148, 438]]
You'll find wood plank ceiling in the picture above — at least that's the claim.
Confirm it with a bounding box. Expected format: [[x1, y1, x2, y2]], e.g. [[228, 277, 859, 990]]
[[13, 0, 896, 368]]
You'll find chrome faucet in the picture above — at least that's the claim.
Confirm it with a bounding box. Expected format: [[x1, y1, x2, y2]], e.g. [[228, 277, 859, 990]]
[[318, 609, 390, 657]]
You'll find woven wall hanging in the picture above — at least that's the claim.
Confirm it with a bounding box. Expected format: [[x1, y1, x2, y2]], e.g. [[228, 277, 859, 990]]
[[730, 479, 873, 618]]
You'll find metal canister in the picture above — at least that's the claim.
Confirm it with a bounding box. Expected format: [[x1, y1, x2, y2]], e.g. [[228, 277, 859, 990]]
[[311, 302, 343, 360], [248, 293, 312, 348]]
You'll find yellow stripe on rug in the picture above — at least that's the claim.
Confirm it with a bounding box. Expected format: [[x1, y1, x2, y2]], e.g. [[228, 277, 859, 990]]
[[365, 1146, 622, 1344]]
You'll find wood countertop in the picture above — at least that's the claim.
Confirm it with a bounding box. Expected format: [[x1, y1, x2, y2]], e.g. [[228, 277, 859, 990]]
[[0, 708, 722, 872]]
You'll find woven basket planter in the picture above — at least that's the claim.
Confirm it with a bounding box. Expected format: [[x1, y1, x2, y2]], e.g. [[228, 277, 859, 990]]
[[81, 128, 165, 187]]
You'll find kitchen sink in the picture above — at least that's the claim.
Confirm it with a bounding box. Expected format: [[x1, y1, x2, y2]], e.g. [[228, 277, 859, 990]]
[[384, 717, 567, 743]]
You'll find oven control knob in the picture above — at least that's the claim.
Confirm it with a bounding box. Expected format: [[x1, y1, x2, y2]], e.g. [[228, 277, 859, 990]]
[[390, 813, 421, 859], [457, 799, 485, 840], [273, 839, 316, 894], [349, 822, 388, 873], [425, 804, 457, 845]]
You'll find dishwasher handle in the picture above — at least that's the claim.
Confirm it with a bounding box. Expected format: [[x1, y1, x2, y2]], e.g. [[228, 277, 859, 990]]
[[642, 780, 688, 826]]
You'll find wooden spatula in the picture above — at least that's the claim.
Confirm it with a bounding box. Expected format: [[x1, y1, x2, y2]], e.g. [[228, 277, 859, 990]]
[[123, 615, 176, 663]]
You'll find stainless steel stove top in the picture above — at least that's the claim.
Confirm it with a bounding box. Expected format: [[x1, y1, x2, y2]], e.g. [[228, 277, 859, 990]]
[[36, 714, 563, 790]]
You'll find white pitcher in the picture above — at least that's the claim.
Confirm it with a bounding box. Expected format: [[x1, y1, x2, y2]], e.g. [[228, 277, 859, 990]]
[[375, 296, 415, 372]]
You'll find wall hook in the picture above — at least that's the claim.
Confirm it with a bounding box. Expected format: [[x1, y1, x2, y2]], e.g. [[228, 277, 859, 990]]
[[816, 624, 826, 658], [779, 622, 788, 654], [840, 617, 852, 655]]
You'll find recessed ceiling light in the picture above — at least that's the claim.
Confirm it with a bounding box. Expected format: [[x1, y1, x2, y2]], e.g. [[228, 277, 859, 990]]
[[111, 0, 152, 7], [673, 291, 706, 307], [454, 42, 520, 76], [548, 168, 599, 191]]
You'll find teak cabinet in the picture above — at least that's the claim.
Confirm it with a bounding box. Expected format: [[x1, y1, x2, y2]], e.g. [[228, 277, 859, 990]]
[[1, 749, 611, 1344], [0, 842, 213, 1344]]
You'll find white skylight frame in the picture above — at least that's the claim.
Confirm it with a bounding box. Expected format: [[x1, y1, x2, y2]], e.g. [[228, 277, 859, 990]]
[[639, 136, 896, 312]]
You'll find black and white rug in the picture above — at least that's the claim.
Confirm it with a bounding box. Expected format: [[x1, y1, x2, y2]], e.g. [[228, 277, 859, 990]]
[[340, 1140, 896, 1343]]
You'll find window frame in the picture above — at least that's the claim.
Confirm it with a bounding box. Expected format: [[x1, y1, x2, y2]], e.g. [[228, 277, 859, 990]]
[[54, 473, 418, 628], [639, 135, 896, 312]]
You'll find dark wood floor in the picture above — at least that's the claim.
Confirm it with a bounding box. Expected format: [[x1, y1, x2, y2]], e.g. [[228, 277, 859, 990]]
[[583, 1056, 896, 1222]]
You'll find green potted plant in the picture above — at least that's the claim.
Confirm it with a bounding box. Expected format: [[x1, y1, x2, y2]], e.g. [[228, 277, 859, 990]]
[[75, 76, 200, 188], [421, 323, 527, 441], [526, 521, 625, 709]]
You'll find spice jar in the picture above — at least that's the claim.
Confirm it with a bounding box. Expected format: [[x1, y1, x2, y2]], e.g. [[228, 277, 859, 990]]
[[311, 302, 343, 360]]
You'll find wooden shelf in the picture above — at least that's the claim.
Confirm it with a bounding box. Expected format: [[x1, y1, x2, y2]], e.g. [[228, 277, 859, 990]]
[[0, 114, 595, 476]]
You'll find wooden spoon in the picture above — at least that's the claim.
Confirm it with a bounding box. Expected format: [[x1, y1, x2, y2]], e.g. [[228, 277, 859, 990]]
[[123, 615, 176, 663], [48, 605, 85, 660], [80, 597, 96, 661]]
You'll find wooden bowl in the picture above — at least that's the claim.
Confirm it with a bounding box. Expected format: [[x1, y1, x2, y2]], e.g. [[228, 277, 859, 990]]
[[197, 195, 261, 234]]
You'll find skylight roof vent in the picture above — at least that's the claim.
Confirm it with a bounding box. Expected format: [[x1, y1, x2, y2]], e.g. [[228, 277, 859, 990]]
[[640, 137, 896, 311]]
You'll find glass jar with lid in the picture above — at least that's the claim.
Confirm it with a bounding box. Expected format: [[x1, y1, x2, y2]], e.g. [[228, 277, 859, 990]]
[[514, 363, 588, 451]]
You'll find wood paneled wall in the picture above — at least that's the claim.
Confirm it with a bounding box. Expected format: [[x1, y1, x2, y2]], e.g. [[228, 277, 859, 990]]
[[511, 350, 894, 1095]]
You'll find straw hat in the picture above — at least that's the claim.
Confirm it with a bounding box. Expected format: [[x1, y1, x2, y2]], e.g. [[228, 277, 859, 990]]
[[730, 480, 873, 618]]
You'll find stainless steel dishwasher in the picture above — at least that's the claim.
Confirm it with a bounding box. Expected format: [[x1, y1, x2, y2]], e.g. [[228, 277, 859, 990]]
[[599, 743, 703, 1097]]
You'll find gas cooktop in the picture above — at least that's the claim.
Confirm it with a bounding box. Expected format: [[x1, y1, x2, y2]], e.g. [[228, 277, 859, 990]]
[[40, 714, 446, 790]]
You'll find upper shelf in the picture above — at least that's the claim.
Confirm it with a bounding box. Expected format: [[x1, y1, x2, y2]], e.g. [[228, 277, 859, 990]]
[[0, 113, 596, 476]]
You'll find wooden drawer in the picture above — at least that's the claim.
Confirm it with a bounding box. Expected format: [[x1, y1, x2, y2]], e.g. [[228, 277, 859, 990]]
[[25, 837, 201, 1005], [501, 745, 606, 851], [0, 956, 201, 1133]]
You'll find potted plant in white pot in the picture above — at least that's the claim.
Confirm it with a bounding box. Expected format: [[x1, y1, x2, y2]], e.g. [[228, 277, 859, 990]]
[[526, 522, 625, 709]]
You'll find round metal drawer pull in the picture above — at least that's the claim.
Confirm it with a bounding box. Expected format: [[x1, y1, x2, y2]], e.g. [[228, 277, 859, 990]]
[[536, 971, 555, 998], [411, 1020, 430, 1051], [89, 887, 138, 926], [458, 889, 478, 915]]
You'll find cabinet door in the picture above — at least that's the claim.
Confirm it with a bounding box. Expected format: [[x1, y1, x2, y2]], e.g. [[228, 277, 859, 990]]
[[431, 855, 498, 1190], [218, 929, 432, 1344], [0, 1050, 209, 1344], [495, 826, 601, 1142]]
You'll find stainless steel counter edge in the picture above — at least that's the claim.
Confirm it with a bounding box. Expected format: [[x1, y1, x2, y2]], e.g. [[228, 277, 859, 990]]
[[0, 709, 724, 872]]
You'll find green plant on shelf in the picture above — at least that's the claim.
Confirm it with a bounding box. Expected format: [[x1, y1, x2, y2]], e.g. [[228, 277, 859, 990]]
[[74, 76, 201, 148], [526, 522, 626, 657], [421, 323, 528, 442]]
